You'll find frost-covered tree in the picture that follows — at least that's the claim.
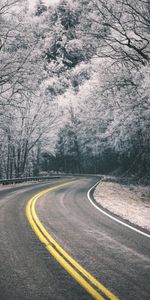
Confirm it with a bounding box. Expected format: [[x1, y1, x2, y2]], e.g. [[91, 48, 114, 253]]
[[35, 0, 47, 16], [0, 92, 57, 178], [79, 0, 150, 67]]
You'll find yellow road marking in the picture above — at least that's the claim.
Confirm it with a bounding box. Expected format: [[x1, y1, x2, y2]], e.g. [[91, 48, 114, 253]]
[[26, 181, 119, 300]]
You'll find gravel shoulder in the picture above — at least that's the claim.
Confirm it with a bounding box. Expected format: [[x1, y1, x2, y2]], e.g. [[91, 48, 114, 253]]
[[94, 178, 150, 231]]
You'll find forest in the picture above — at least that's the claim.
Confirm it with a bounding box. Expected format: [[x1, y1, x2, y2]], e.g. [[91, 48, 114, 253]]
[[0, 0, 150, 179]]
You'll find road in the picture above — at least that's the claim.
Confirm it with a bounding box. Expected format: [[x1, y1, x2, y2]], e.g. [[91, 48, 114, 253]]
[[0, 177, 150, 299]]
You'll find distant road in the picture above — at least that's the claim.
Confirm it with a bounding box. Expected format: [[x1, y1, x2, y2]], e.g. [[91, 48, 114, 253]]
[[0, 177, 150, 299]]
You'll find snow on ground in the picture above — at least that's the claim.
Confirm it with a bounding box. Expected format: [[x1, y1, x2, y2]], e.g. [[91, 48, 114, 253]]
[[94, 179, 150, 231]]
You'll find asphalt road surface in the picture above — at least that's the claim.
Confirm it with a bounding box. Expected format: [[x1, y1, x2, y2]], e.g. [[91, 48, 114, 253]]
[[0, 177, 150, 300]]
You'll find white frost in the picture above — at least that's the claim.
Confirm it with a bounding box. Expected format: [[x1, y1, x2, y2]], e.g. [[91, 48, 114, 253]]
[[94, 181, 150, 231]]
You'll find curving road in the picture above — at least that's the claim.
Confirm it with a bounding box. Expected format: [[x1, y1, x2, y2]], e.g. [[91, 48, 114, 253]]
[[0, 177, 150, 299]]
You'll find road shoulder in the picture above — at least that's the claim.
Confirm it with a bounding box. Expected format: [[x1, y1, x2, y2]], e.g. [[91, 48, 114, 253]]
[[94, 178, 150, 231]]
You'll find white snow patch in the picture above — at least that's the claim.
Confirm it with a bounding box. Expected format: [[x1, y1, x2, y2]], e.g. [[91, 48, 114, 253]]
[[94, 181, 150, 231]]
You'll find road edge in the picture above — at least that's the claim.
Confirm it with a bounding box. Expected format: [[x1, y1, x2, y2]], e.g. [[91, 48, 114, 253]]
[[87, 181, 150, 239]]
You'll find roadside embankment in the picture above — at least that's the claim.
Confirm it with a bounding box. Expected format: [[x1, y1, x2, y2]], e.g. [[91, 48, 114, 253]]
[[94, 177, 150, 231]]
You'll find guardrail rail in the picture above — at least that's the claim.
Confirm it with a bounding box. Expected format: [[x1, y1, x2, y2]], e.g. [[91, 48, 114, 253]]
[[0, 176, 60, 185]]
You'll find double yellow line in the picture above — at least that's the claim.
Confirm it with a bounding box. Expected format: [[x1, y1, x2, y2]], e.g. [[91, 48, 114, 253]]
[[26, 181, 119, 300]]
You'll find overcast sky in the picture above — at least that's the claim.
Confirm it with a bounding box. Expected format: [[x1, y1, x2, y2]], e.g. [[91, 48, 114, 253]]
[[28, 0, 60, 10]]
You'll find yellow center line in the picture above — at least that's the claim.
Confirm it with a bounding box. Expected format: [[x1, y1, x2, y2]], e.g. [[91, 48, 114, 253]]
[[26, 180, 119, 300]]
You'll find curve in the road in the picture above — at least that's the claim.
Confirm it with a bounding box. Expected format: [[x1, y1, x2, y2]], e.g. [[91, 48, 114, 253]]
[[26, 180, 119, 300]]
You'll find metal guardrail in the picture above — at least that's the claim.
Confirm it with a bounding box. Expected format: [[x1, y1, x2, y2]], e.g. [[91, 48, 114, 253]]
[[0, 173, 102, 185], [0, 176, 60, 185]]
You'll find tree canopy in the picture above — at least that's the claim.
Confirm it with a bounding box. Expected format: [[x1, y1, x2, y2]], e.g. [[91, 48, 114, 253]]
[[0, 0, 150, 179]]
